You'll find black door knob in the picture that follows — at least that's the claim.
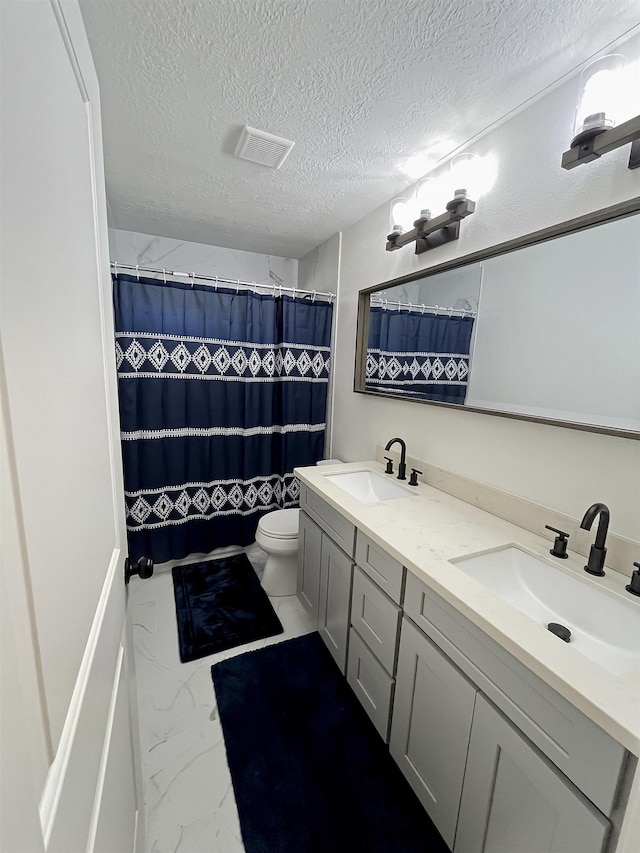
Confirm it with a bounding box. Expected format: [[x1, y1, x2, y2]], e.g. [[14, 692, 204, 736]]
[[125, 556, 154, 584]]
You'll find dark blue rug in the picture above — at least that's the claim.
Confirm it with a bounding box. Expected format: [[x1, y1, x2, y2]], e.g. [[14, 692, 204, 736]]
[[172, 554, 283, 663], [211, 632, 450, 853]]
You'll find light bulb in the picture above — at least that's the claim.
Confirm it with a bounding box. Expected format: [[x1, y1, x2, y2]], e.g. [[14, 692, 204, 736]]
[[572, 54, 629, 142], [414, 175, 450, 217], [449, 152, 497, 201], [415, 179, 434, 219], [389, 197, 412, 234]]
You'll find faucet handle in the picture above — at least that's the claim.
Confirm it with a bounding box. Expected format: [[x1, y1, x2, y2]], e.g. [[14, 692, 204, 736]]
[[545, 525, 569, 559], [626, 562, 640, 597], [383, 456, 394, 474], [409, 468, 422, 487]]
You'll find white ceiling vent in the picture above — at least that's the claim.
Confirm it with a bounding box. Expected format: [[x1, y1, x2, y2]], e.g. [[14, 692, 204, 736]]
[[234, 126, 295, 169]]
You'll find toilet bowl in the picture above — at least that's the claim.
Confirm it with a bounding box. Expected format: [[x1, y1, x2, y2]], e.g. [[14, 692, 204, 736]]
[[256, 508, 300, 596], [256, 459, 342, 596]]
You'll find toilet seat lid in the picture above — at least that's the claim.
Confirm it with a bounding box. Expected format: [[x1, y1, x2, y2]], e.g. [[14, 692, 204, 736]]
[[258, 508, 299, 539]]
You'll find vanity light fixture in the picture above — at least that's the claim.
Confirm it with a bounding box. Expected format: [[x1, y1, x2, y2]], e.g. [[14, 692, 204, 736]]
[[386, 192, 475, 254], [387, 154, 484, 254], [561, 54, 640, 170]]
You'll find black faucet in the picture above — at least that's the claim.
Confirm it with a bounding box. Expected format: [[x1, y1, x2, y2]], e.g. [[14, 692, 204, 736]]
[[384, 437, 407, 480], [580, 502, 609, 576]]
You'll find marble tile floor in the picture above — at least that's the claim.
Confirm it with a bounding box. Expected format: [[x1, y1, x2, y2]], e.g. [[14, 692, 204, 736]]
[[127, 544, 315, 853]]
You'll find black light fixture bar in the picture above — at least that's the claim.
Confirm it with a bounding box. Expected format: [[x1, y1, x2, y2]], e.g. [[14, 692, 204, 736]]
[[386, 197, 476, 254], [561, 114, 640, 170]]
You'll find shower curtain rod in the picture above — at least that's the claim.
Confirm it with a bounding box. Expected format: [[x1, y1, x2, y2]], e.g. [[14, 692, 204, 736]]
[[370, 296, 476, 318], [110, 262, 335, 303]]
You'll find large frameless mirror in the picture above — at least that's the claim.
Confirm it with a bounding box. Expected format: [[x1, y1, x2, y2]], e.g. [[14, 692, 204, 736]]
[[354, 201, 640, 438]]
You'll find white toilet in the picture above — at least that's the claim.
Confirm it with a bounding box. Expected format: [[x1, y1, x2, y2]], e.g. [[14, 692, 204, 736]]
[[256, 459, 342, 596]]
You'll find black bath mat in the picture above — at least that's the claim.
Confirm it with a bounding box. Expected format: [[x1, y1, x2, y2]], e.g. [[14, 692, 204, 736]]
[[211, 632, 450, 853], [172, 554, 283, 663]]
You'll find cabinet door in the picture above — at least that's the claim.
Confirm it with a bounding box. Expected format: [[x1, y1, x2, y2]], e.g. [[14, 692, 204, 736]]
[[300, 486, 356, 556], [346, 628, 394, 741], [297, 511, 322, 624], [455, 695, 610, 853], [318, 534, 353, 673], [355, 531, 404, 603], [351, 566, 401, 675], [390, 619, 476, 850]]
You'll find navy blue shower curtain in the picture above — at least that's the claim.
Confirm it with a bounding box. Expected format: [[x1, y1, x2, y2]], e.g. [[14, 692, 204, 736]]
[[113, 274, 332, 564], [365, 307, 474, 403]]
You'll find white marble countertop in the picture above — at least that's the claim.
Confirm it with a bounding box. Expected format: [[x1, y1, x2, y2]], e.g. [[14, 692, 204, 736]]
[[295, 460, 640, 755]]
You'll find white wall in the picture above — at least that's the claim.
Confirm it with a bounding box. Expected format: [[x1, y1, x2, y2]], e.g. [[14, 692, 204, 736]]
[[109, 228, 298, 290], [298, 232, 341, 295], [331, 33, 640, 540], [298, 233, 342, 456]]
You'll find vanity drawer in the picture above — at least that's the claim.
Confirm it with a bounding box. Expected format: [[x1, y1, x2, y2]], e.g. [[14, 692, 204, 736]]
[[404, 572, 626, 817], [351, 566, 401, 675], [355, 531, 404, 603], [299, 485, 355, 557], [347, 627, 394, 742]]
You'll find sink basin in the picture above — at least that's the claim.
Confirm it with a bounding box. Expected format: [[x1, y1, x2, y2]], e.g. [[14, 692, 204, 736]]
[[324, 470, 415, 504], [452, 546, 640, 677]]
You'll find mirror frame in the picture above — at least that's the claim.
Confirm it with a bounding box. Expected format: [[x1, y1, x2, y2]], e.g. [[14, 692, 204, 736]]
[[354, 198, 640, 440]]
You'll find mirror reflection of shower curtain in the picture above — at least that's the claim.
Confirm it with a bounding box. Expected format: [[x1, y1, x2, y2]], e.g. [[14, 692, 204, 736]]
[[365, 307, 474, 403], [113, 274, 332, 564]]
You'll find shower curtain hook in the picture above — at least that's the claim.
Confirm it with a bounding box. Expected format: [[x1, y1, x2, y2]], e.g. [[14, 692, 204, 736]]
[[312, 290, 316, 302], [215, 275, 219, 290], [408, 302, 412, 313], [135, 264, 139, 280], [236, 279, 240, 294], [421, 304, 425, 315], [396, 301, 401, 311], [449, 306, 453, 317], [190, 272, 195, 289], [162, 268, 167, 284], [113, 261, 118, 278], [434, 304, 439, 315]]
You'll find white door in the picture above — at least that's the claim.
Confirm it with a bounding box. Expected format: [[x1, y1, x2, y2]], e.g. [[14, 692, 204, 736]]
[[0, 1, 142, 851]]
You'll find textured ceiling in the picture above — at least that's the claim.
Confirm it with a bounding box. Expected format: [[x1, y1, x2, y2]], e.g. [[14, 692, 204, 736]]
[[80, 0, 639, 259]]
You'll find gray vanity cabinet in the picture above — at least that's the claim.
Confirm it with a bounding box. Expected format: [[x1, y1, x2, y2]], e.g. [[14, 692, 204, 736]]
[[402, 573, 625, 818], [297, 510, 323, 619], [390, 617, 477, 849], [297, 510, 354, 672], [346, 535, 404, 741], [297, 487, 356, 674], [295, 487, 628, 853], [455, 695, 610, 853], [346, 567, 401, 740], [391, 617, 611, 853], [317, 533, 353, 672], [350, 566, 401, 674], [355, 531, 405, 602]]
